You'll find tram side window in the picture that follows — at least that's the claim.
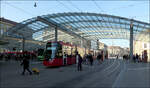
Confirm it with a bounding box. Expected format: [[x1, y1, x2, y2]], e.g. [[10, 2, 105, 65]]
[[62, 45, 73, 57], [71, 47, 76, 56], [56, 44, 62, 58]]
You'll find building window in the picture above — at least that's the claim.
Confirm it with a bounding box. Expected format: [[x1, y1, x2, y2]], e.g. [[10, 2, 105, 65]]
[[144, 43, 147, 49], [0, 24, 4, 35], [1, 29, 3, 35], [6, 26, 9, 35], [148, 43, 150, 49]]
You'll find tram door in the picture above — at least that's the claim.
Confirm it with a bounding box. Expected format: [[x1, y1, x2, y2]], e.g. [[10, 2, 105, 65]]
[[62, 45, 69, 65], [63, 53, 67, 65]]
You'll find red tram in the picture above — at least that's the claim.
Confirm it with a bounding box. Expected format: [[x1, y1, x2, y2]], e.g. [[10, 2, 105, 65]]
[[43, 41, 76, 67]]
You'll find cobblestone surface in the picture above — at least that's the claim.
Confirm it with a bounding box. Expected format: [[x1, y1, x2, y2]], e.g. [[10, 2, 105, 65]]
[[0, 59, 150, 88]]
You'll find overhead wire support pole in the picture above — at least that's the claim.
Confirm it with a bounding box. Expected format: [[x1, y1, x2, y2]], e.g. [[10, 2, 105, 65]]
[[130, 19, 133, 60], [97, 39, 99, 50], [22, 37, 25, 52], [55, 26, 58, 42]]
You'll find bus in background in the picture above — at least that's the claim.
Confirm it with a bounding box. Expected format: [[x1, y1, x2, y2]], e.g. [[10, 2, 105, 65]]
[[37, 49, 44, 61], [43, 41, 76, 67]]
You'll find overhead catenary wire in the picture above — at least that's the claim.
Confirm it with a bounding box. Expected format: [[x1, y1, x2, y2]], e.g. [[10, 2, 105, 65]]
[[55, 0, 89, 39], [92, 0, 105, 13], [92, 0, 116, 39], [67, 0, 82, 12], [108, 2, 147, 13], [56, 0, 73, 12], [3, 1, 50, 42], [4, 1, 36, 17]]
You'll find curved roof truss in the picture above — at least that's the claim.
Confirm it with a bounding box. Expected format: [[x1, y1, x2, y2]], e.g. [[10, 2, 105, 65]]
[[7, 12, 150, 42]]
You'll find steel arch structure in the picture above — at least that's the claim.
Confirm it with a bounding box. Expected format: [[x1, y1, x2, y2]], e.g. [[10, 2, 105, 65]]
[[7, 12, 150, 42]]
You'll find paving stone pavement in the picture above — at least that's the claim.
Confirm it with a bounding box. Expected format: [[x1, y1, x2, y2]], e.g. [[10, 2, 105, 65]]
[[0, 59, 150, 88]]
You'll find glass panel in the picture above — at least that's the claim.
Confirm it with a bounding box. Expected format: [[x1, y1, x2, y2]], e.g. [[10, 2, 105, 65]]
[[111, 18, 115, 23], [97, 16, 103, 21], [71, 16, 78, 21], [92, 16, 97, 20]]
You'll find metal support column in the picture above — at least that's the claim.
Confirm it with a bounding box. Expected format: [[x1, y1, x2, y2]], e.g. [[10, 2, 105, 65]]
[[130, 19, 133, 60], [97, 39, 99, 50], [22, 37, 25, 52], [81, 39, 83, 48], [55, 26, 58, 42]]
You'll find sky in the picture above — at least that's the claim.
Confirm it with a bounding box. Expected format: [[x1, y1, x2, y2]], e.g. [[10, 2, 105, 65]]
[[0, 0, 149, 48]]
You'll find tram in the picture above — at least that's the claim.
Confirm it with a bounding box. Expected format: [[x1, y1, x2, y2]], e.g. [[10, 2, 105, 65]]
[[43, 41, 77, 67]]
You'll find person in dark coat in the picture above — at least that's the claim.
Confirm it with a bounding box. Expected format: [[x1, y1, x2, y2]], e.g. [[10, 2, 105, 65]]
[[21, 57, 32, 75], [97, 53, 102, 64], [135, 53, 139, 62], [77, 53, 83, 71], [133, 55, 136, 63], [89, 53, 93, 66]]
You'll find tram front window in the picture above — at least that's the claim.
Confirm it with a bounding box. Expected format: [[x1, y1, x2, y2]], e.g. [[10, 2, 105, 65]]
[[44, 42, 58, 60]]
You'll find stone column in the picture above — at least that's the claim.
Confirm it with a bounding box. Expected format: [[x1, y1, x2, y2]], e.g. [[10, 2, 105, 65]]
[[55, 26, 57, 42]]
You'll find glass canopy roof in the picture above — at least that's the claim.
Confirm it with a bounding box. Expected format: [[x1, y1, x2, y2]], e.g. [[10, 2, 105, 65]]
[[8, 12, 150, 42]]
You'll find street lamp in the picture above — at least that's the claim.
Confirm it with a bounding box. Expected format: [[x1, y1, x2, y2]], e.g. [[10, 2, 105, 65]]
[[34, 2, 37, 7]]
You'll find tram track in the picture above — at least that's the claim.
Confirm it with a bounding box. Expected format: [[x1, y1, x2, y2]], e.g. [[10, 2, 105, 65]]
[[49, 59, 119, 88], [73, 60, 122, 88], [2, 59, 150, 88]]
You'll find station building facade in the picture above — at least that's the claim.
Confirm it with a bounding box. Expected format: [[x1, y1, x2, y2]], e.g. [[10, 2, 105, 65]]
[[134, 29, 150, 62], [0, 18, 18, 52], [107, 46, 129, 57], [0, 18, 17, 36], [0, 18, 43, 52]]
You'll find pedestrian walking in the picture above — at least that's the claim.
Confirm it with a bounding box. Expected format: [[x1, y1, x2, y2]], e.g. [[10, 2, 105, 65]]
[[133, 55, 136, 63], [76, 52, 83, 71], [135, 53, 139, 62], [116, 55, 119, 59], [97, 53, 102, 64], [20, 56, 32, 75], [138, 55, 142, 62], [89, 53, 93, 66]]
